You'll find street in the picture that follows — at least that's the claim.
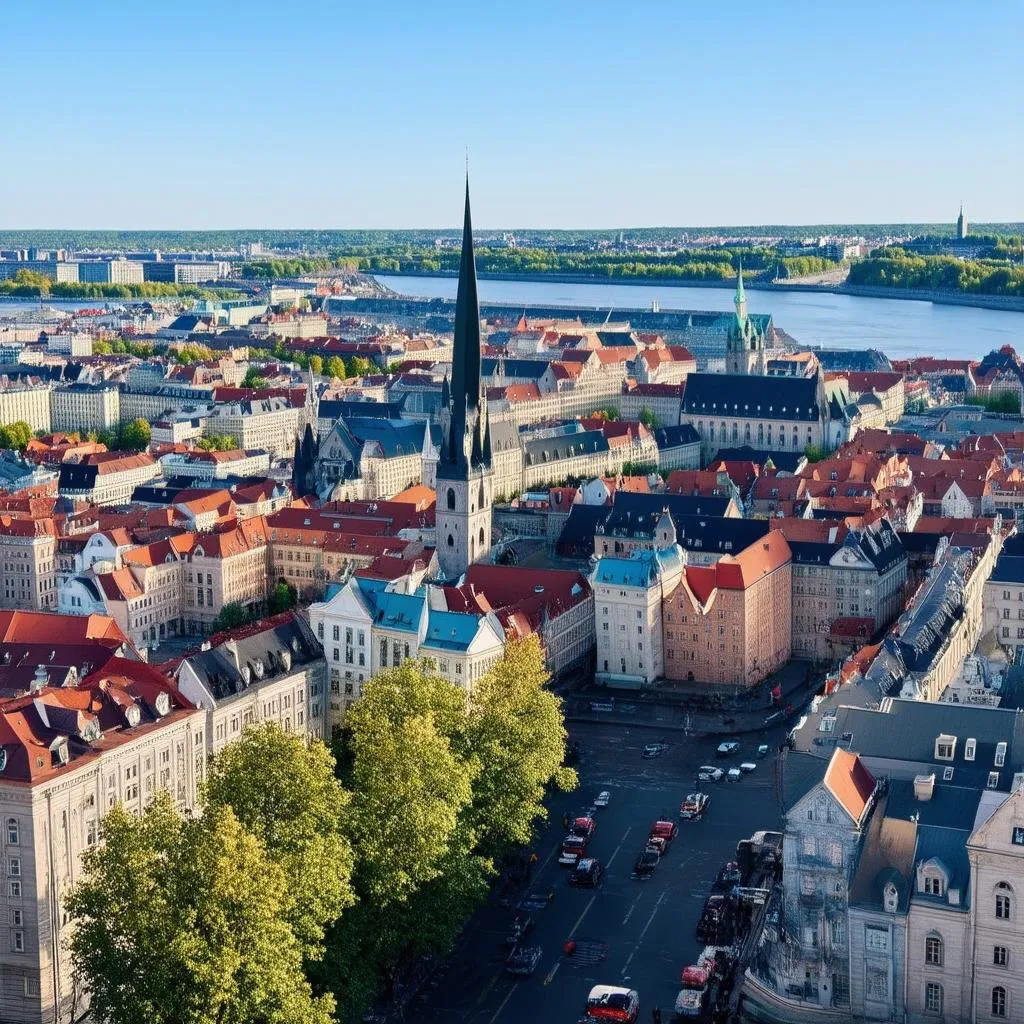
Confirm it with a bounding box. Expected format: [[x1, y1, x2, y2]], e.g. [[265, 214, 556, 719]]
[[406, 720, 788, 1024]]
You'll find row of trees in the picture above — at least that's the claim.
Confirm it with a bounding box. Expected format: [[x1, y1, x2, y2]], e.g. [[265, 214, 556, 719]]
[[0, 269, 240, 300], [67, 639, 574, 1023], [92, 338, 159, 357], [850, 249, 1024, 296]]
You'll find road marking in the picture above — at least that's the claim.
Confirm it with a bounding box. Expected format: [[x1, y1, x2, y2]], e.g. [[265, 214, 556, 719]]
[[475, 971, 501, 1006], [543, 961, 560, 986], [604, 826, 631, 869], [622, 893, 641, 926], [621, 890, 667, 974], [568, 893, 597, 938], [487, 985, 516, 1024]]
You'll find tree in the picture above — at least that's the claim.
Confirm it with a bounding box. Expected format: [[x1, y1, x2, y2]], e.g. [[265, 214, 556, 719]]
[[95, 428, 116, 449], [119, 418, 151, 450], [638, 405, 659, 429], [268, 580, 298, 614], [198, 433, 239, 452], [309, 354, 323, 374], [203, 725, 354, 958], [0, 421, 33, 452], [92, 339, 113, 355], [65, 794, 334, 1024], [346, 356, 373, 377], [243, 367, 270, 389], [325, 356, 346, 380], [212, 602, 250, 632]]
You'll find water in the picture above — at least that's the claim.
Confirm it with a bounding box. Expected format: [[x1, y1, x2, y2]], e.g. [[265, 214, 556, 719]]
[[375, 274, 1024, 362]]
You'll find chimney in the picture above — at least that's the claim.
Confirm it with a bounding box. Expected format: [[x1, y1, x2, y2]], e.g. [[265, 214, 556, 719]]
[[913, 773, 936, 802]]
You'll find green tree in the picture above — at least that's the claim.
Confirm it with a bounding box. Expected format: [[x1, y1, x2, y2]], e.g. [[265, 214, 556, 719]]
[[95, 428, 116, 448], [638, 405, 659, 429], [212, 602, 250, 632], [92, 339, 113, 355], [243, 366, 270, 389], [346, 356, 373, 377], [268, 580, 298, 614], [325, 356, 346, 380], [198, 433, 239, 452], [119, 418, 151, 450], [0, 421, 33, 452], [309, 354, 323, 374], [203, 725, 354, 958], [66, 795, 334, 1024]]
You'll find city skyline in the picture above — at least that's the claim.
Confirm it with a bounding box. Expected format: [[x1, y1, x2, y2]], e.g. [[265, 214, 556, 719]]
[[4, 0, 1022, 229]]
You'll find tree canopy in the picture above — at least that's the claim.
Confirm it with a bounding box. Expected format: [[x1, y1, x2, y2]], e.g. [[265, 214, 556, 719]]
[[0, 421, 34, 452]]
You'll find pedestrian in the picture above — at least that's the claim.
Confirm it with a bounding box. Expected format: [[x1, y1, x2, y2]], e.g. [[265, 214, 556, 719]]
[[562, 812, 570, 829], [652, 1007, 662, 1024]]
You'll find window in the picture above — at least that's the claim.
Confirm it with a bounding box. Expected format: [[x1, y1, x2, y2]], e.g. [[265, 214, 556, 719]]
[[996, 741, 1007, 767], [925, 982, 943, 1013], [865, 966, 888, 1002], [9, 909, 21, 926], [994, 945, 1009, 968], [8, 881, 20, 898], [925, 935, 943, 966], [935, 734, 956, 760], [989, 772, 1000, 789], [7, 858, 20, 877], [943, 766, 954, 781], [924, 874, 944, 896], [11, 930, 24, 952], [317, 622, 323, 640], [992, 986, 1007, 1018], [5, 819, 17, 845], [996, 885, 1012, 919], [865, 925, 889, 953]]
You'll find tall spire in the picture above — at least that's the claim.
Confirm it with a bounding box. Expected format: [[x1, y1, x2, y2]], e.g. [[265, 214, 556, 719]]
[[734, 261, 747, 324], [450, 177, 482, 434]]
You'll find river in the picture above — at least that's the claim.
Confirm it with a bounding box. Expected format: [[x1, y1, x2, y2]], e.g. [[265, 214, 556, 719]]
[[374, 274, 1024, 362]]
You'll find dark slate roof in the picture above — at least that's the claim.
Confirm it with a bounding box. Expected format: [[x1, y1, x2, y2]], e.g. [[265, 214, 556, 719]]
[[780, 749, 830, 813], [913, 822, 972, 909], [481, 358, 548, 381], [848, 793, 916, 914], [893, 556, 965, 672], [557, 504, 613, 552], [599, 492, 736, 538], [897, 530, 944, 556], [652, 424, 700, 449], [673, 513, 771, 557], [179, 616, 322, 702], [990, 555, 1024, 586], [318, 399, 407, 422], [344, 417, 438, 459], [596, 331, 637, 348], [682, 372, 821, 422], [810, 348, 892, 373], [713, 446, 805, 473], [523, 429, 608, 467]]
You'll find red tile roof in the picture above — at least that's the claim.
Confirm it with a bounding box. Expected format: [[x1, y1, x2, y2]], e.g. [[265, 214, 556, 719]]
[[824, 749, 875, 825]]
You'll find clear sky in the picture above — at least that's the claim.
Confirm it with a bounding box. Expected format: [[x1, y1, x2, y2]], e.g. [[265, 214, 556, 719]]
[[4, 0, 1021, 229]]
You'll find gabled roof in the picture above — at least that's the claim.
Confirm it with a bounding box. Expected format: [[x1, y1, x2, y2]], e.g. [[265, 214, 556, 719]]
[[824, 748, 876, 825]]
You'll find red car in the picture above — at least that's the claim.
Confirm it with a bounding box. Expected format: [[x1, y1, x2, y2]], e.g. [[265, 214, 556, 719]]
[[572, 815, 597, 838], [649, 819, 678, 850]]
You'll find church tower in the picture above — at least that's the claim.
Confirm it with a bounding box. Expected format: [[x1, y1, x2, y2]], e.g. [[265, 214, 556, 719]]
[[957, 203, 968, 240], [726, 264, 765, 375], [435, 178, 494, 580]]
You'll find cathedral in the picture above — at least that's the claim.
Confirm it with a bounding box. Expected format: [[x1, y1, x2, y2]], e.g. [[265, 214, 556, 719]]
[[725, 265, 767, 376], [434, 179, 495, 580]]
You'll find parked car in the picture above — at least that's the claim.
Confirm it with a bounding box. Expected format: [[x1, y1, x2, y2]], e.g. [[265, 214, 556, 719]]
[[642, 743, 668, 759], [649, 820, 679, 849], [584, 985, 640, 1023], [571, 815, 597, 838], [632, 846, 660, 879], [675, 965, 710, 1018], [594, 790, 612, 807], [505, 944, 543, 976], [716, 740, 740, 757], [559, 834, 588, 866], [696, 894, 729, 942], [726, 767, 742, 782], [740, 762, 757, 773], [569, 857, 604, 888], [697, 765, 725, 782], [757, 744, 770, 758], [680, 792, 710, 820], [714, 861, 741, 891]]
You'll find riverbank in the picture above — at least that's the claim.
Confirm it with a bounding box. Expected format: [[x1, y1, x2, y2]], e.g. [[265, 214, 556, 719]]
[[375, 269, 1024, 313]]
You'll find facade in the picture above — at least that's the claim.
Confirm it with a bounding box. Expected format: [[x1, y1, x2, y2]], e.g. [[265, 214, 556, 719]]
[[984, 552, 1024, 653], [57, 452, 162, 506], [0, 517, 57, 611], [50, 383, 120, 434], [208, 397, 302, 459], [0, 380, 51, 434], [159, 449, 271, 482], [173, 612, 326, 753], [435, 182, 494, 579], [725, 269, 767, 376]]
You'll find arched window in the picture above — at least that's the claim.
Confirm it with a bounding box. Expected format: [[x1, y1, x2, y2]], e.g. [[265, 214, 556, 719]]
[[478, 482, 486, 508], [992, 986, 1007, 1018], [758, 423, 764, 444], [446, 534, 454, 548], [792, 427, 799, 449], [925, 934, 943, 966], [446, 488, 456, 511], [731, 422, 738, 441], [478, 527, 485, 546], [996, 883, 1013, 919], [744, 423, 751, 443]]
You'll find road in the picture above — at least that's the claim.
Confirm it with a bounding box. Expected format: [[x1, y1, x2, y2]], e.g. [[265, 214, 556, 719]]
[[406, 721, 787, 1024]]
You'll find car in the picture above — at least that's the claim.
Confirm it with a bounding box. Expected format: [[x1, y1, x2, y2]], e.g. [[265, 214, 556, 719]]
[[697, 765, 725, 782], [559, 834, 588, 866], [696, 894, 730, 942], [680, 792, 710, 820], [642, 743, 668, 759], [632, 846, 660, 879], [584, 985, 640, 1023], [740, 761, 757, 773], [505, 944, 543, 976], [569, 857, 604, 888], [714, 861, 741, 892], [675, 965, 710, 1018], [727, 767, 742, 782], [571, 815, 596, 838], [649, 820, 679, 848], [594, 790, 611, 808], [505, 913, 533, 946], [716, 740, 740, 757], [757, 744, 770, 758]]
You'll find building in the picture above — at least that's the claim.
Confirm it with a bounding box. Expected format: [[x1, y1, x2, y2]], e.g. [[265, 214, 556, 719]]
[[592, 542, 683, 687], [435, 181, 495, 579], [957, 203, 969, 240], [76, 259, 145, 284], [663, 530, 793, 688], [171, 612, 326, 753], [0, 612, 202, 1024], [0, 452, 57, 494], [0, 516, 57, 611], [725, 268, 767, 376], [44, 333, 93, 358], [50, 382, 120, 434], [0, 378, 51, 434], [207, 395, 303, 459], [57, 452, 161, 506], [984, 548, 1024, 653], [158, 449, 271, 483]]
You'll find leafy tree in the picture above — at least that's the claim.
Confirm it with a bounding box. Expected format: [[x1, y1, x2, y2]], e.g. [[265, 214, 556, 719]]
[[197, 433, 239, 452], [804, 443, 828, 463], [309, 354, 323, 374], [346, 356, 373, 377], [268, 580, 298, 614], [243, 367, 270, 389], [638, 405, 659, 428], [0, 421, 33, 452], [92, 339, 113, 355], [203, 724, 354, 958], [65, 793, 334, 1024], [118, 418, 151, 451], [95, 428, 116, 448], [325, 356, 346, 380], [212, 602, 251, 632]]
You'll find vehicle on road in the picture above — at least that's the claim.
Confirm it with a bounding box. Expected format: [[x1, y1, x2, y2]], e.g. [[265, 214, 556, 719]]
[[584, 985, 640, 1023], [740, 761, 757, 773], [642, 742, 668, 759], [716, 740, 740, 757], [505, 912, 533, 946], [675, 964, 710, 1018], [559, 834, 588, 866], [696, 894, 730, 942], [569, 857, 604, 888], [697, 765, 725, 782], [632, 845, 660, 879], [680, 792, 710, 820], [505, 944, 543, 976], [757, 744, 770, 758], [594, 790, 611, 807], [571, 815, 597, 838], [714, 861, 741, 892], [726, 767, 742, 782], [649, 819, 679, 850]]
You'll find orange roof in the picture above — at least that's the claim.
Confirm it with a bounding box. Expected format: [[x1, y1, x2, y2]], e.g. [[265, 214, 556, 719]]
[[684, 530, 791, 601], [389, 484, 436, 509], [823, 749, 875, 825], [0, 610, 127, 645], [504, 383, 541, 402]]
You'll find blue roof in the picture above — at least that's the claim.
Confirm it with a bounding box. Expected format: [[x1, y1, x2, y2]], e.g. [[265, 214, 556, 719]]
[[324, 581, 344, 602], [421, 610, 481, 652], [593, 551, 660, 588], [372, 591, 425, 633]]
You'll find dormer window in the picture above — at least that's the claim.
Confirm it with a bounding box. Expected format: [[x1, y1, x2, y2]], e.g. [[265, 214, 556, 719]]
[[924, 874, 944, 897], [966, 738, 976, 761], [935, 734, 957, 761], [996, 742, 1007, 767], [883, 883, 899, 913]]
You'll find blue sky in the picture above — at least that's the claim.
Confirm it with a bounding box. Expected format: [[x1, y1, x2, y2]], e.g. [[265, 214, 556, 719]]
[[4, 0, 1021, 229]]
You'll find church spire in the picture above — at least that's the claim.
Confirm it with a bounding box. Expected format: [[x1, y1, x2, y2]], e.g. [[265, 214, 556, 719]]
[[734, 261, 747, 324]]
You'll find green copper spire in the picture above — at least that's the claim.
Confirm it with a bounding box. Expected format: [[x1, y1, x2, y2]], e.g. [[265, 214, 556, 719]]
[[734, 261, 747, 324]]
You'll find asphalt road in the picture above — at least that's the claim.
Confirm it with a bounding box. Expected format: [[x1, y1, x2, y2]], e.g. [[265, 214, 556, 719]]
[[407, 721, 787, 1024]]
